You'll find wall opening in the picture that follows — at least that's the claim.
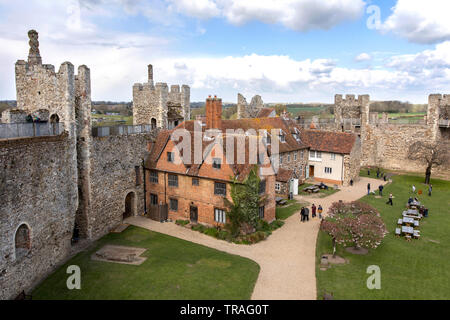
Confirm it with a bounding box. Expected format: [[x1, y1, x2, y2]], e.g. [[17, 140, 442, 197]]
[[15, 224, 31, 260], [123, 192, 136, 220], [50, 114, 60, 123], [151, 118, 157, 130]]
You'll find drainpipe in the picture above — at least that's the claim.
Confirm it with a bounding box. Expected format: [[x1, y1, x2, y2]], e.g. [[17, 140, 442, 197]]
[[142, 159, 147, 215]]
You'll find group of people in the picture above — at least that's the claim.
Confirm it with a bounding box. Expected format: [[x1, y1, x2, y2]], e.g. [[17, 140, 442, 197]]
[[366, 182, 394, 205], [300, 204, 323, 222], [367, 167, 388, 181]]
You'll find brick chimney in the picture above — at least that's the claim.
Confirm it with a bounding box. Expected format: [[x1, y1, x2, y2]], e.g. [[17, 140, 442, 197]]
[[206, 95, 222, 129]]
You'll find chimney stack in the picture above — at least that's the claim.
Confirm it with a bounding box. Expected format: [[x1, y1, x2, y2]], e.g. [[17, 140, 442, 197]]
[[148, 64, 153, 86], [206, 95, 222, 130]]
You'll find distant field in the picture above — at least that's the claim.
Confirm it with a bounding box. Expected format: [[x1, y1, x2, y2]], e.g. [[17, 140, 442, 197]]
[[91, 114, 133, 127]]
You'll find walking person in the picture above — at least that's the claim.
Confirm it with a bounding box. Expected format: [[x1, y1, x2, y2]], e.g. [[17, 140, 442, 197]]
[[300, 207, 305, 222], [367, 167, 371, 176], [412, 185, 416, 194], [305, 207, 310, 222], [318, 205, 323, 219], [376, 167, 380, 178], [367, 183, 371, 195], [378, 184, 384, 196], [428, 184, 432, 196], [312, 204, 317, 218], [386, 193, 393, 206]]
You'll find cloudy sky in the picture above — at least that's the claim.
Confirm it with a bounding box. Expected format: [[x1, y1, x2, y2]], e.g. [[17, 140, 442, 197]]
[[0, 0, 449, 103]]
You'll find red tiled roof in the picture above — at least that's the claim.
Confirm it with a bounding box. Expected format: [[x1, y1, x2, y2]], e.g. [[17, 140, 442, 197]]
[[276, 168, 294, 183], [256, 108, 275, 118], [301, 130, 356, 154]]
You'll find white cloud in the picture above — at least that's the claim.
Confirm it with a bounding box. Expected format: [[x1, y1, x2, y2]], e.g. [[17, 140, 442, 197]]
[[355, 53, 372, 62], [167, 0, 220, 19], [382, 0, 450, 44], [221, 0, 365, 31], [165, 0, 365, 31]]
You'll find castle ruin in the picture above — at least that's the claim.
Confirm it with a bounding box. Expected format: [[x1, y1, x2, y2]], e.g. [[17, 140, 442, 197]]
[[0, 31, 157, 299], [132, 64, 190, 129], [237, 93, 265, 119]]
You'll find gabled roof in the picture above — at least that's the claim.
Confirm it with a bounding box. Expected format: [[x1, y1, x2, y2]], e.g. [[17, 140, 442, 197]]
[[256, 108, 276, 118], [301, 130, 356, 154], [175, 117, 309, 154], [276, 168, 294, 183]]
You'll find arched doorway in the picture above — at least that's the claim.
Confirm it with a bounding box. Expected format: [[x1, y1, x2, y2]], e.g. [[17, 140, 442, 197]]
[[50, 114, 60, 134], [15, 224, 31, 260], [151, 118, 157, 130], [50, 114, 60, 123], [123, 192, 136, 220]]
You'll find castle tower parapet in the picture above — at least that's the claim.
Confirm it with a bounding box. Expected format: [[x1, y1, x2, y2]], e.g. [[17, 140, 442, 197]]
[[133, 64, 190, 129]]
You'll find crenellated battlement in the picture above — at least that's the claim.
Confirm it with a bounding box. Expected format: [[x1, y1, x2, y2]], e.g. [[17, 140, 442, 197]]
[[132, 64, 190, 129]]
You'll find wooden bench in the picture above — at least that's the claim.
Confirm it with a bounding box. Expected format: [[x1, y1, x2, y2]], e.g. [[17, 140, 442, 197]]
[[397, 219, 403, 225]]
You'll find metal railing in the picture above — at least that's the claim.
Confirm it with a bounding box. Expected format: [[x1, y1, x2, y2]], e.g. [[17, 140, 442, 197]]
[[0, 122, 64, 139], [439, 119, 450, 127], [92, 124, 153, 137]]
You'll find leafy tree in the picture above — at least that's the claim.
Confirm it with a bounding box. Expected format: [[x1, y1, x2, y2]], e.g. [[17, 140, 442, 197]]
[[407, 140, 450, 184], [320, 201, 387, 256], [225, 166, 266, 237]]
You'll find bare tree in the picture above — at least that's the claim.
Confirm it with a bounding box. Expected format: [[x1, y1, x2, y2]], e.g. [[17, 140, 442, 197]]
[[407, 141, 450, 184]]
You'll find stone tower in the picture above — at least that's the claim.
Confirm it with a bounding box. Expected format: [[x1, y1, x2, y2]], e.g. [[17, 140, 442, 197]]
[[132, 64, 190, 129], [237, 93, 265, 119], [334, 94, 370, 132]]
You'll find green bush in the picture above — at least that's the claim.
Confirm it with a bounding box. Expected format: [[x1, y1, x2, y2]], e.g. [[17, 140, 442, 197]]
[[256, 219, 271, 232], [204, 228, 219, 238], [191, 224, 207, 233], [175, 220, 190, 227], [270, 220, 285, 231]]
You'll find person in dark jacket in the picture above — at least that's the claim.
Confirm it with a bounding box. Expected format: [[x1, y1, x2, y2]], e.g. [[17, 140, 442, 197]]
[[367, 183, 371, 195], [428, 184, 433, 196], [378, 185, 384, 196], [300, 207, 305, 222]]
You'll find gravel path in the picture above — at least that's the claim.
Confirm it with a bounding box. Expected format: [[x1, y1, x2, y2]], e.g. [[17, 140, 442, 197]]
[[126, 177, 388, 300]]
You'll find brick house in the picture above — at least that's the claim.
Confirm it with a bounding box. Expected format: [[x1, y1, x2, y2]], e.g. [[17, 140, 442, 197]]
[[144, 96, 277, 226], [275, 168, 295, 197], [301, 129, 361, 186]]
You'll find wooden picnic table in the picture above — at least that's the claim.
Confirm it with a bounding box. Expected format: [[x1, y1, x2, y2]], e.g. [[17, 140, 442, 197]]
[[402, 217, 415, 226], [401, 226, 414, 235]]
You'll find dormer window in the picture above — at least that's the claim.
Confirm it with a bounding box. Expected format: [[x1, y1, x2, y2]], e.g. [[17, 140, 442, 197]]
[[212, 158, 221, 169], [279, 130, 286, 143], [167, 152, 174, 162]]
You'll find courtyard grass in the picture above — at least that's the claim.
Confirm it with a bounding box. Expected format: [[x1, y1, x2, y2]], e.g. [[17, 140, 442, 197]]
[[32, 226, 260, 300], [316, 174, 450, 299], [275, 199, 303, 220], [298, 183, 340, 198]]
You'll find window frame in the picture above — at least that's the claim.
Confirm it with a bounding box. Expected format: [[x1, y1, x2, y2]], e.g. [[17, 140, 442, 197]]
[[192, 178, 199, 186], [259, 206, 265, 219], [167, 151, 174, 163], [150, 170, 158, 184], [168, 174, 178, 187], [212, 158, 222, 169], [169, 198, 178, 212], [214, 208, 226, 224], [214, 182, 227, 196], [275, 182, 281, 192]]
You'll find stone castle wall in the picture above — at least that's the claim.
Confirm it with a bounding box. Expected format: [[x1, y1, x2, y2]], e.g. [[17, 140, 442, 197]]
[[336, 93, 450, 180], [237, 93, 264, 119], [133, 64, 190, 129], [87, 133, 154, 240], [0, 134, 78, 300]]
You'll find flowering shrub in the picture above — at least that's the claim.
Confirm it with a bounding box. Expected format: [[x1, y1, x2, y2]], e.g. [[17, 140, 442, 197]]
[[321, 201, 387, 255]]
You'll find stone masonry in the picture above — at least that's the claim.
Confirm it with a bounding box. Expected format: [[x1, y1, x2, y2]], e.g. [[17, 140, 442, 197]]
[[133, 64, 190, 129], [0, 30, 159, 299], [237, 93, 265, 119]]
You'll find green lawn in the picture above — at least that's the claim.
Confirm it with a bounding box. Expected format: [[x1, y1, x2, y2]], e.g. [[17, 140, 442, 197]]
[[91, 114, 133, 127], [299, 183, 340, 198], [275, 199, 303, 220], [316, 174, 450, 299], [32, 226, 260, 300]]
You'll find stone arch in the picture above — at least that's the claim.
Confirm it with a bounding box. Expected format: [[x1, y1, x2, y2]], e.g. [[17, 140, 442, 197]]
[[14, 223, 31, 260], [50, 113, 60, 123], [123, 191, 137, 220], [151, 118, 157, 130]]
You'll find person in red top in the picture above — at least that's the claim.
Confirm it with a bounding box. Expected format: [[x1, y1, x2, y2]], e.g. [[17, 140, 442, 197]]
[[311, 204, 317, 218]]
